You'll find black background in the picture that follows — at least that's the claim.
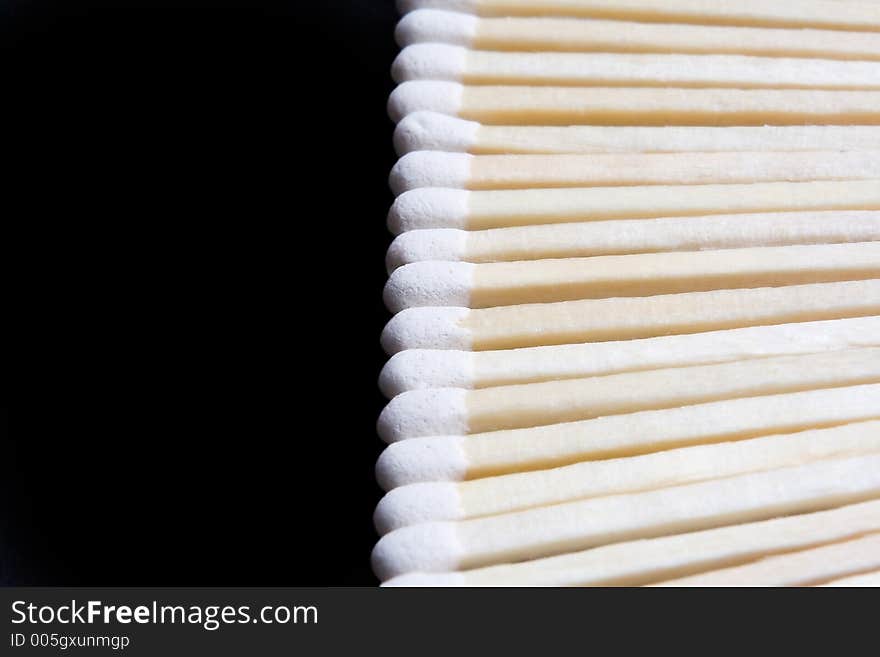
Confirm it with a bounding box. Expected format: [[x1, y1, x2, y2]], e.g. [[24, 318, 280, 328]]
[[5, 0, 399, 585]]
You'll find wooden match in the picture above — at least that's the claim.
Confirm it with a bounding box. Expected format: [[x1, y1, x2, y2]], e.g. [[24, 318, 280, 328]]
[[396, 10, 880, 59], [386, 212, 880, 269], [389, 151, 880, 193], [383, 243, 880, 311], [389, 81, 880, 125], [394, 112, 880, 154], [396, 1, 880, 31], [387, 181, 880, 233], [393, 45, 880, 89], [382, 280, 880, 352]]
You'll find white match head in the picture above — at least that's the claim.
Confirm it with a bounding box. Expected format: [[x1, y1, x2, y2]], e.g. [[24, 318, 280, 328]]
[[376, 387, 469, 443], [397, 0, 477, 14], [386, 229, 468, 273], [392, 44, 467, 84], [395, 9, 478, 47], [375, 436, 469, 491], [396, 0, 478, 15], [389, 151, 472, 195], [393, 111, 480, 156], [387, 188, 470, 234], [383, 261, 475, 313], [374, 482, 463, 534], [379, 349, 475, 396], [371, 521, 463, 581], [380, 306, 472, 354], [381, 571, 466, 587], [387, 81, 464, 123]]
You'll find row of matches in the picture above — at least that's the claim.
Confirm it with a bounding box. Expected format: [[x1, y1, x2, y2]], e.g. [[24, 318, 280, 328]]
[[373, 0, 880, 587]]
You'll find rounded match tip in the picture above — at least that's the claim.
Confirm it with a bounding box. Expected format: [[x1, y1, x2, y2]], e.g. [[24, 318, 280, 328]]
[[376, 387, 469, 443], [392, 44, 467, 84], [374, 482, 463, 534], [387, 188, 470, 234], [379, 349, 475, 397], [381, 571, 467, 587], [388, 81, 464, 123], [384, 261, 475, 313], [389, 151, 472, 195], [371, 521, 463, 581], [375, 436, 469, 490], [397, 0, 478, 15], [395, 9, 478, 47], [386, 229, 468, 273], [393, 111, 479, 156], [380, 306, 472, 354]]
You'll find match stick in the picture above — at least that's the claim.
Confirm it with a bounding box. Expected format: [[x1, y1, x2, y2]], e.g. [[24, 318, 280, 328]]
[[386, 213, 880, 270], [377, 348, 880, 442], [376, 385, 880, 489], [389, 151, 880, 194], [371, 454, 880, 580], [381, 280, 880, 352], [396, 0, 880, 31], [387, 181, 880, 233], [819, 570, 880, 586], [393, 45, 880, 90], [653, 533, 880, 586], [396, 11, 880, 60], [374, 421, 880, 533], [394, 112, 880, 155], [379, 317, 880, 395], [383, 243, 880, 311], [388, 82, 880, 125], [381, 500, 880, 586]]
